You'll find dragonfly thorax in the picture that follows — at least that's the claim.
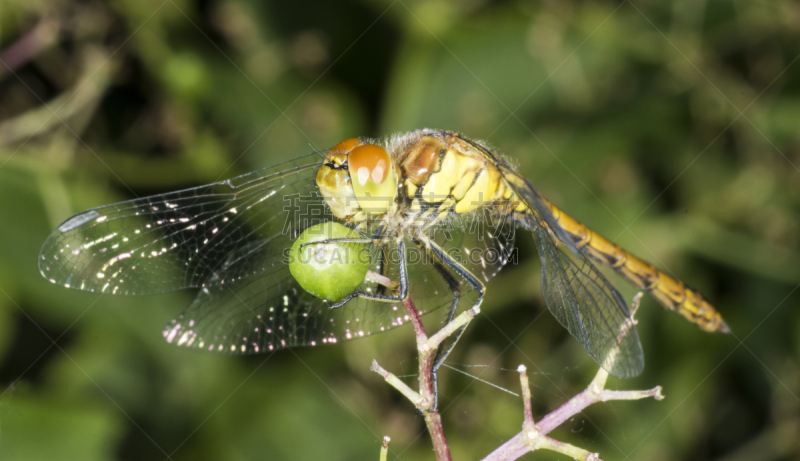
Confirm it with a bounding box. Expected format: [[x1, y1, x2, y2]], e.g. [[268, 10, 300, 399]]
[[396, 131, 514, 218]]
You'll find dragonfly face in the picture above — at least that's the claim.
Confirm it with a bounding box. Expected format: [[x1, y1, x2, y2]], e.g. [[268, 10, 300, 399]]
[[316, 138, 399, 223], [39, 129, 727, 377]]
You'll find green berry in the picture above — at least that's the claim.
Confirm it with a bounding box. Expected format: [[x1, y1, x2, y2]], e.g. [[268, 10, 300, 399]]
[[289, 222, 369, 302]]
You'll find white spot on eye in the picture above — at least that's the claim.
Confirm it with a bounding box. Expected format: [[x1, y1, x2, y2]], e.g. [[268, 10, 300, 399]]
[[357, 166, 370, 186], [372, 164, 384, 183]]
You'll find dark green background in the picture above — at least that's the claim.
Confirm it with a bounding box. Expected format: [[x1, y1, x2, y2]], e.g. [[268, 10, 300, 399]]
[[1, 0, 799, 459]]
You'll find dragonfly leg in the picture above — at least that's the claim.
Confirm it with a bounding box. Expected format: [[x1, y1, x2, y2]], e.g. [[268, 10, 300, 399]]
[[328, 238, 409, 308], [298, 237, 379, 252], [422, 238, 486, 411], [422, 250, 462, 411]]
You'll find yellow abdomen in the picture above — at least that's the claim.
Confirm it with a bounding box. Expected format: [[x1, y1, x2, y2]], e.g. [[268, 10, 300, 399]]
[[544, 201, 729, 333]]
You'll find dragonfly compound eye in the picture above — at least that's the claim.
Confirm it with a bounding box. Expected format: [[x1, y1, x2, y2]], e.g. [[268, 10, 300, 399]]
[[330, 137, 361, 156], [347, 144, 397, 214], [317, 138, 365, 221], [288, 222, 369, 302]]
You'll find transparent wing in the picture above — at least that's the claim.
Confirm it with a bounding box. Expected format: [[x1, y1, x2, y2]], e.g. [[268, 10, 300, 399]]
[[39, 153, 324, 295], [162, 234, 456, 354], [530, 216, 643, 378], [457, 135, 579, 255], [458, 135, 642, 376], [436, 203, 517, 284]]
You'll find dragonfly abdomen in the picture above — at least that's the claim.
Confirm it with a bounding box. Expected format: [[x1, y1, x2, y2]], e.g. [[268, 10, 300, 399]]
[[546, 203, 729, 333]]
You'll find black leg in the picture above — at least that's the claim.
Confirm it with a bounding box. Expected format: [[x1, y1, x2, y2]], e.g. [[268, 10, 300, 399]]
[[328, 238, 409, 307], [421, 238, 485, 411]]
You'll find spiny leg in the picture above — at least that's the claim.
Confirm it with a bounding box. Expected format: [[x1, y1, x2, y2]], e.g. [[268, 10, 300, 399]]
[[421, 237, 486, 410], [329, 237, 409, 307]]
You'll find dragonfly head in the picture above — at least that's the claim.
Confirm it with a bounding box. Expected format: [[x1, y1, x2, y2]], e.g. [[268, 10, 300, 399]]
[[317, 138, 398, 221]]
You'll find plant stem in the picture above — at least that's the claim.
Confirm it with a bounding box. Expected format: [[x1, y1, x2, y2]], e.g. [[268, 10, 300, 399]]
[[483, 365, 663, 461]]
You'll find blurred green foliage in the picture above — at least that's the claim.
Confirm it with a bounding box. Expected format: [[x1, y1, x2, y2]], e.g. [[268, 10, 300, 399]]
[[1, 0, 799, 460]]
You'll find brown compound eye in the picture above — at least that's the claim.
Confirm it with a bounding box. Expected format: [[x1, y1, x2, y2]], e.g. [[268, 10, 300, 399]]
[[348, 144, 391, 186], [330, 138, 361, 155], [346, 143, 397, 215]]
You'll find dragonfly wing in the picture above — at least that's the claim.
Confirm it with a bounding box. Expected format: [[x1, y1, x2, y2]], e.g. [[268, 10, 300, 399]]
[[39, 153, 323, 295], [497, 165, 580, 256], [455, 134, 579, 255], [163, 236, 454, 354], [530, 217, 644, 378], [430, 204, 517, 284]]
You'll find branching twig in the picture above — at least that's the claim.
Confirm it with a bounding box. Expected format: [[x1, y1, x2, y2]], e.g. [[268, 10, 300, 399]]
[[372, 290, 662, 461], [372, 295, 480, 461], [484, 293, 663, 461]]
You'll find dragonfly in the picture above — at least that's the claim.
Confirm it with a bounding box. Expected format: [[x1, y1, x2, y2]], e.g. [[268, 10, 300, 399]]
[[39, 129, 728, 378]]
